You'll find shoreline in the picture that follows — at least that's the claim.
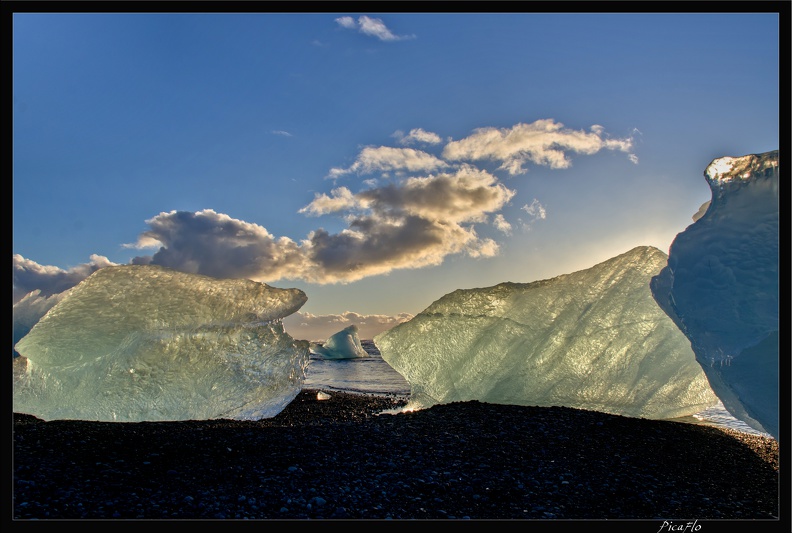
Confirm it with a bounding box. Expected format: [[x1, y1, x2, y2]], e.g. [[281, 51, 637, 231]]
[[13, 389, 780, 521]]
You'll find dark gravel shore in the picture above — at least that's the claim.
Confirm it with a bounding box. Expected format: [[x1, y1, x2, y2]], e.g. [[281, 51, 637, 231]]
[[13, 389, 782, 523]]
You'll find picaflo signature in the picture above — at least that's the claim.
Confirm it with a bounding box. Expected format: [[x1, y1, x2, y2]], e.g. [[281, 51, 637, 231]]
[[657, 520, 701, 533]]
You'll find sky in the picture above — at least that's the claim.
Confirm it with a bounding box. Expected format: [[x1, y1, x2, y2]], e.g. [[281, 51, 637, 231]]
[[11, 10, 781, 341]]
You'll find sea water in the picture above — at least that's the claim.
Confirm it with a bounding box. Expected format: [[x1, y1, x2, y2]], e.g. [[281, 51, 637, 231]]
[[305, 341, 770, 437], [305, 340, 410, 396]]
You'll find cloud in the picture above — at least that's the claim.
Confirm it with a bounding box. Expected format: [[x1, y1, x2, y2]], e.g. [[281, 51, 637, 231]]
[[116, 165, 513, 285], [298, 166, 513, 282], [271, 130, 293, 137], [394, 128, 443, 146], [519, 198, 547, 231], [14, 118, 638, 301], [443, 119, 636, 175], [299, 187, 359, 216], [125, 209, 309, 282], [522, 198, 547, 220], [335, 16, 356, 29], [335, 15, 415, 41], [19, 164, 515, 297], [493, 214, 512, 235], [123, 233, 163, 250], [13, 253, 117, 303], [354, 166, 514, 224], [282, 310, 413, 341], [307, 217, 469, 281], [13, 289, 69, 353], [305, 167, 515, 223], [327, 146, 449, 178]]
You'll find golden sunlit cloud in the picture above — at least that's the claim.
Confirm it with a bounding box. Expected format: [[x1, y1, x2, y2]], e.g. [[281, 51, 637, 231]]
[[443, 119, 636, 174], [327, 146, 449, 179], [15, 118, 639, 302]]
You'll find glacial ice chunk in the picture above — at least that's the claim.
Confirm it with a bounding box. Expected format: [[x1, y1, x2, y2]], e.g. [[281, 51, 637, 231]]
[[13, 265, 310, 422], [375, 246, 719, 419], [651, 150, 779, 439], [311, 325, 368, 359]]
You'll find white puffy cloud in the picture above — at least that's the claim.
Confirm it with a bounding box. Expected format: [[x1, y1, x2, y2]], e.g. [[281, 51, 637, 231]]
[[335, 16, 356, 29], [443, 119, 636, 175], [336, 15, 415, 42]]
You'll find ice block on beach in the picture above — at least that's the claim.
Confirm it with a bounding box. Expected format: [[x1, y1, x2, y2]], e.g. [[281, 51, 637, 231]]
[[14, 265, 310, 422], [376, 246, 719, 419], [651, 150, 779, 439]]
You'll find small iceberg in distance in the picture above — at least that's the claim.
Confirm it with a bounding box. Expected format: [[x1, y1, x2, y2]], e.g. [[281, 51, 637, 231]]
[[13, 265, 310, 422], [311, 325, 368, 360]]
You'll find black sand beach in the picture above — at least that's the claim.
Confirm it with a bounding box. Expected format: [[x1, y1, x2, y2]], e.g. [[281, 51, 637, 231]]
[[12, 389, 781, 522]]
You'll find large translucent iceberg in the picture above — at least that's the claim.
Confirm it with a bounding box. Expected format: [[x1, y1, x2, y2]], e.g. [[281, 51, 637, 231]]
[[651, 150, 779, 439], [375, 246, 719, 419], [310, 325, 368, 359], [13, 265, 310, 422]]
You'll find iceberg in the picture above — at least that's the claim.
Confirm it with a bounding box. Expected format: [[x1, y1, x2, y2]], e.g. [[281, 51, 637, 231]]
[[13, 265, 310, 422], [375, 246, 719, 419], [311, 325, 368, 359], [651, 150, 779, 439]]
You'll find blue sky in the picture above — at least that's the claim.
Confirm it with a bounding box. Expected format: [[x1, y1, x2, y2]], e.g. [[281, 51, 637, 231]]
[[12, 11, 781, 340]]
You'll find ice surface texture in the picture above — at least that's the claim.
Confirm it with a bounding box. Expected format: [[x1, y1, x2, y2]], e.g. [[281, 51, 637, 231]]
[[13, 265, 310, 422], [311, 325, 368, 359], [376, 246, 719, 419], [651, 150, 779, 439]]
